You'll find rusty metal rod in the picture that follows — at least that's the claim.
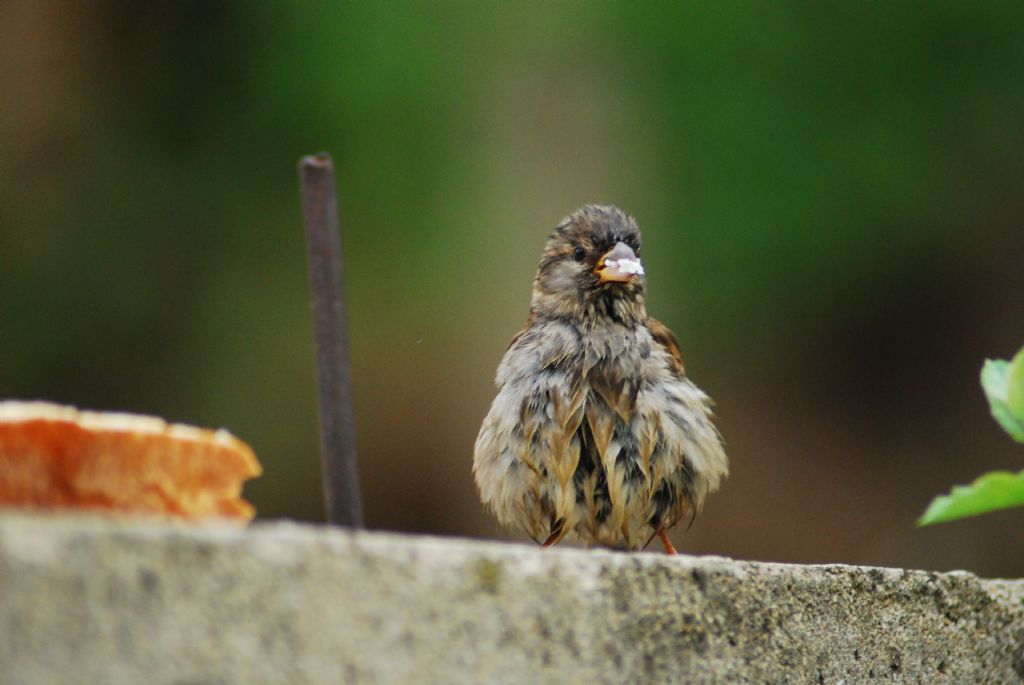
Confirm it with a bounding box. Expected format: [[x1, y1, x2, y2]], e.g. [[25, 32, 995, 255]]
[[298, 153, 364, 527]]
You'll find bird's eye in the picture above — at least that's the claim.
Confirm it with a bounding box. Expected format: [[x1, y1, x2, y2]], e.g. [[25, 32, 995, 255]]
[[572, 246, 587, 262]]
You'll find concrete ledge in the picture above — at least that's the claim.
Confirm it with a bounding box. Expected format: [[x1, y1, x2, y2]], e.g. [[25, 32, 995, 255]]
[[0, 514, 1021, 684]]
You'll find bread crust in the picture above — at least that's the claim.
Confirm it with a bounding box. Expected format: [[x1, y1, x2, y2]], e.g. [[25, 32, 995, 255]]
[[0, 401, 261, 520]]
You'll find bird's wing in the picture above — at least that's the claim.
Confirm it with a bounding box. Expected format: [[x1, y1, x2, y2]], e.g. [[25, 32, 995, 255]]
[[476, 319, 587, 543], [647, 317, 686, 376]]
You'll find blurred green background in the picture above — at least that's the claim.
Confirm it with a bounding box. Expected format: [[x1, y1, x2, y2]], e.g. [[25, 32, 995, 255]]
[[2, 2, 1023, 575]]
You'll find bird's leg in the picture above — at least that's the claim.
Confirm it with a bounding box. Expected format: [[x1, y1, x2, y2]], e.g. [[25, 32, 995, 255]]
[[540, 518, 565, 548], [656, 529, 678, 555]]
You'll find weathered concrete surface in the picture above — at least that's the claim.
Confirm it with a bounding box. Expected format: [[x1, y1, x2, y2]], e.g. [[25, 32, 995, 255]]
[[0, 514, 1021, 685]]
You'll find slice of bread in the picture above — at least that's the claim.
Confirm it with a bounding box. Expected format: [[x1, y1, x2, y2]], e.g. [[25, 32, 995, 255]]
[[0, 401, 262, 520]]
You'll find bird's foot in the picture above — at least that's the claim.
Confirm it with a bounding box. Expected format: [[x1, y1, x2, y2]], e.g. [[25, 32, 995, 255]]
[[540, 530, 561, 548], [656, 529, 678, 555]]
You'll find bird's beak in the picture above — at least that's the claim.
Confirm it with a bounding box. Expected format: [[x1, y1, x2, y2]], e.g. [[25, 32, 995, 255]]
[[595, 242, 644, 283]]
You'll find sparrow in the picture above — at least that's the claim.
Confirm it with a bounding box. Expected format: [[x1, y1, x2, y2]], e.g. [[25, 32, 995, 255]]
[[473, 205, 728, 553]]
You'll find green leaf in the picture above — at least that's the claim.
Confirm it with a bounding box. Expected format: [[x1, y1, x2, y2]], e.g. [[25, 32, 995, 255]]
[[1008, 347, 1024, 422], [980, 348, 1024, 443], [917, 469, 1024, 526]]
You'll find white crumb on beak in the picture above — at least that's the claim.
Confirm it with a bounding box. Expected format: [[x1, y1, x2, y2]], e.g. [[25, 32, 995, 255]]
[[603, 258, 645, 276]]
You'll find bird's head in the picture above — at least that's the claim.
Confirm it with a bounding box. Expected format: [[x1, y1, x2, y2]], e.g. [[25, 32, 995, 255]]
[[531, 205, 647, 325]]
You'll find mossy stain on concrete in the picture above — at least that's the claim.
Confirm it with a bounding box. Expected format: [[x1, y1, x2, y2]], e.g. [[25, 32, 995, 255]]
[[475, 557, 502, 595]]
